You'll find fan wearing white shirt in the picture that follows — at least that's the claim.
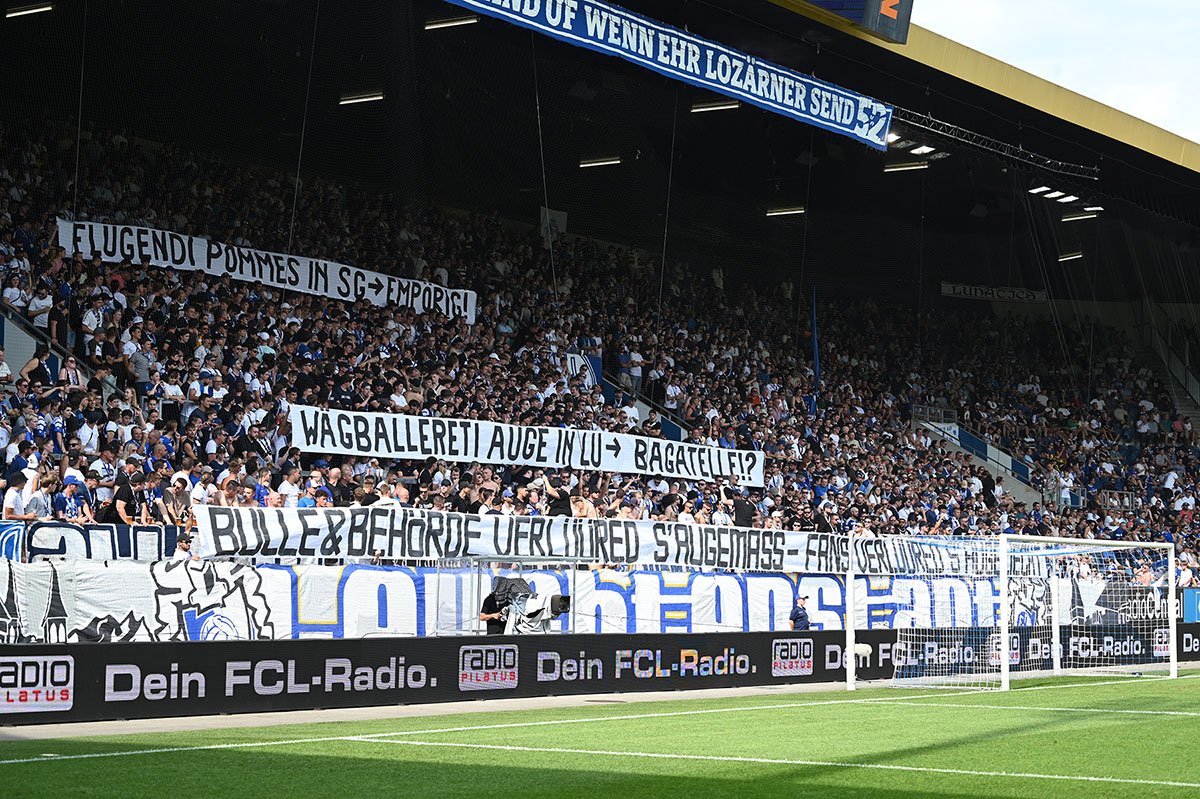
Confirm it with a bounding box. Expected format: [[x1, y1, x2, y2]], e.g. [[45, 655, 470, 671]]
[[191, 470, 218, 506], [278, 466, 302, 508], [78, 418, 101, 456], [89, 450, 119, 504], [27, 286, 52, 329], [244, 402, 269, 428], [3, 471, 35, 521]]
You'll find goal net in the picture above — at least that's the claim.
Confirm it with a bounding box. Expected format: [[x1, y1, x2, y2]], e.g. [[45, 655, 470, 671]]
[[890, 535, 1177, 691]]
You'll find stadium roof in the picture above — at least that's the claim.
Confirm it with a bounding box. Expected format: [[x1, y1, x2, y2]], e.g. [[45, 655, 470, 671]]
[[771, 0, 1200, 174], [7, 0, 1200, 303]]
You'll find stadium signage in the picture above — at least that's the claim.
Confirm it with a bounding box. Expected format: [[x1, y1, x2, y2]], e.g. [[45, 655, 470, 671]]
[[442, 0, 893, 150], [802, 1, 915, 45], [0, 654, 74, 714], [102, 654, 434, 703], [940, 282, 1048, 303], [10, 626, 1194, 724], [56, 219, 478, 323], [192, 505, 791, 570], [0, 630, 903, 724], [289, 405, 766, 486], [460, 644, 519, 690], [771, 638, 815, 676]]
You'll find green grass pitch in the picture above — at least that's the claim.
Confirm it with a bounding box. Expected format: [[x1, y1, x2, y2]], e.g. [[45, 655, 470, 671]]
[[3, 672, 1199, 798]]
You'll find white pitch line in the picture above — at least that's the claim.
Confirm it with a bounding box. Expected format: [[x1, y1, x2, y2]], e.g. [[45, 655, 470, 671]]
[[358, 675, 1200, 740], [865, 673, 1197, 699], [351, 738, 1200, 790], [357, 691, 985, 740], [867, 701, 1200, 717], [0, 692, 975, 767], [1015, 674, 1199, 691], [0, 735, 362, 766], [1, 673, 1196, 767], [855, 673, 1200, 704]]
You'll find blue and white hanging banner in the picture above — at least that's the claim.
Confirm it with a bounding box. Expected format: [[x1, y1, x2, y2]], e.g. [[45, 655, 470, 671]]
[[442, 0, 893, 150]]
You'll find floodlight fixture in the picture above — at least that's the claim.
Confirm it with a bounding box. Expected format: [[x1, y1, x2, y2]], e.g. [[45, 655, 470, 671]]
[[580, 157, 622, 168], [5, 2, 52, 17], [425, 15, 478, 29], [339, 91, 384, 105], [691, 99, 740, 113]]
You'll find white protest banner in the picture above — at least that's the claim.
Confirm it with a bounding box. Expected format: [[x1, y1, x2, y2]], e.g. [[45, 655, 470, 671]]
[[192, 505, 1042, 579], [940, 282, 1047, 303], [290, 405, 766, 486], [193, 505, 791, 570], [58, 219, 477, 323]]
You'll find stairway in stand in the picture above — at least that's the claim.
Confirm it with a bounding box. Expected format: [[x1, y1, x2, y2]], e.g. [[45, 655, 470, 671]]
[[1136, 345, 1200, 424]]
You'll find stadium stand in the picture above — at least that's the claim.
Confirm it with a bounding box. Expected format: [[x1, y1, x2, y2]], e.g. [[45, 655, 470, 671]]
[[0, 117, 1196, 575]]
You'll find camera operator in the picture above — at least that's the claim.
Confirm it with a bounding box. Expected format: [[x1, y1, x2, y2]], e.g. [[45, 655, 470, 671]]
[[478, 591, 505, 635]]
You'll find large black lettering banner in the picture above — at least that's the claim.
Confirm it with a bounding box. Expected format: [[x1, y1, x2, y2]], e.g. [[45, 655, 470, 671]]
[[290, 405, 766, 486], [58, 219, 477, 322], [193, 505, 1088, 575], [803, 532, 1010, 577], [193, 505, 792, 571]]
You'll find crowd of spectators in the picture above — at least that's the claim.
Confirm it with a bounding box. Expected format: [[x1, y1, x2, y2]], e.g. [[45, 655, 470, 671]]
[[0, 120, 1195, 581]]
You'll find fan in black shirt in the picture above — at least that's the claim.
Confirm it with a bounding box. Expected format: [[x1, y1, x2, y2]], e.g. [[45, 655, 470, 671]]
[[544, 476, 572, 517], [732, 496, 759, 528], [330, 481, 356, 506]]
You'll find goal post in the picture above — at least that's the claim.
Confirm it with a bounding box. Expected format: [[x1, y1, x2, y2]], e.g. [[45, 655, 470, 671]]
[[846, 540, 857, 691], [999, 534, 1010, 691], [891, 535, 1177, 691]]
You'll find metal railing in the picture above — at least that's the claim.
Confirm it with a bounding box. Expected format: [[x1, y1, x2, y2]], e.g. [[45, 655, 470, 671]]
[[1098, 489, 1141, 515], [1140, 298, 1200, 408], [1045, 485, 1086, 510], [0, 302, 114, 396], [912, 404, 958, 425], [602, 368, 691, 435], [912, 405, 1040, 490]]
